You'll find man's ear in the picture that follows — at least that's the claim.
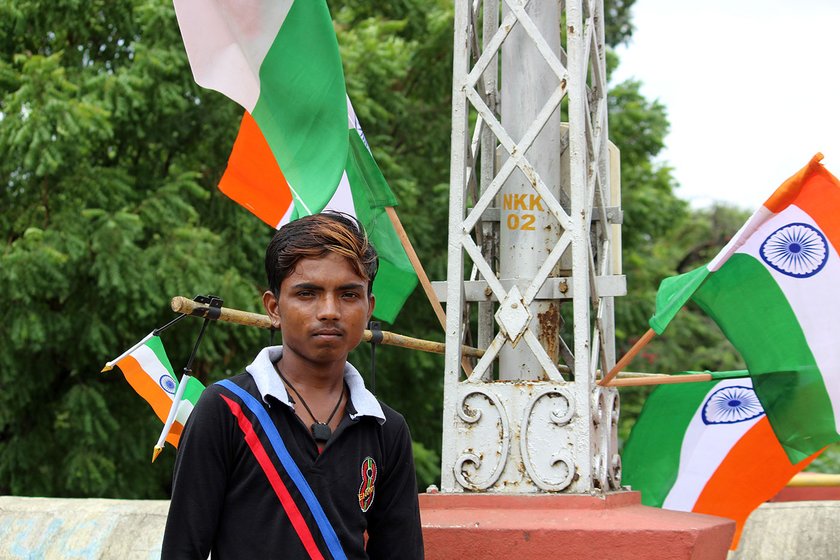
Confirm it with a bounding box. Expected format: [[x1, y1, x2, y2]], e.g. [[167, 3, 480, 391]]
[[367, 293, 376, 322], [263, 290, 281, 329]]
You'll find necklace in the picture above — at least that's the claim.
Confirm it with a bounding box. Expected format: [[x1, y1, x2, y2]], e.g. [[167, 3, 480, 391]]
[[278, 370, 346, 444]]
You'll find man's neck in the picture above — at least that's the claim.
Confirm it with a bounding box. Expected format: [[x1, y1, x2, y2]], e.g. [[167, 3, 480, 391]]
[[276, 353, 346, 393]]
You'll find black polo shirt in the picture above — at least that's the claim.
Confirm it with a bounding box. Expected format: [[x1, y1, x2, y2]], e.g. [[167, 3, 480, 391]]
[[162, 347, 424, 559]]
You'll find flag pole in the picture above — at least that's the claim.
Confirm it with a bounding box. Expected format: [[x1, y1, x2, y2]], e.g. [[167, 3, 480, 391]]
[[170, 296, 487, 359], [603, 370, 751, 387], [385, 206, 447, 331], [153, 372, 194, 462], [101, 314, 189, 372], [605, 373, 713, 387], [385, 206, 474, 375], [101, 331, 154, 373], [598, 328, 656, 386], [153, 296, 220, 462]]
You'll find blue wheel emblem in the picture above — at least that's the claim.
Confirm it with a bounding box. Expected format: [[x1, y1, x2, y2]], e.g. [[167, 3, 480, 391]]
[[159, 375, 177, 395], [702, 385, 764, 425], [760, 222, 828, 278]]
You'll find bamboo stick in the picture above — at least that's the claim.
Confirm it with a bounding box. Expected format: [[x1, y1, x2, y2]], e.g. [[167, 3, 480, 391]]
[[604, 373, 714, 387], [170, 296, 486, 359], [598, 328, 656, 386], [385, 206, 448, 332], [787, 472, 840, 487]]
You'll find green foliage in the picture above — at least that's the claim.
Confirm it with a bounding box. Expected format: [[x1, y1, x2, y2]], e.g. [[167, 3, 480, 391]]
[[0, 0, 266, 497]]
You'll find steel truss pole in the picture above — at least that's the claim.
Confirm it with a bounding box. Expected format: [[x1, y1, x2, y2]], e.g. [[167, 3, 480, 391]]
[[440, 0, 624, 494]]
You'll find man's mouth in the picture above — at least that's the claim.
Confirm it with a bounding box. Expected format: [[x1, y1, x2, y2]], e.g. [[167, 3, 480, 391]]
[[313, 329, 343, 338]]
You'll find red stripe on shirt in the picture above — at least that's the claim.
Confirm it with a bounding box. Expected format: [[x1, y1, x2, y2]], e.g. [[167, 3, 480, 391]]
[[220, 394, 325, 560]]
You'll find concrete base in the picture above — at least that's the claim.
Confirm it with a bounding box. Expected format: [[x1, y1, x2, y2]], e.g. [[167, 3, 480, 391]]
[[729, 501, 840, 560], [0, 496, 167, 560], [420, 492, 735, 560], [0, 493, 736, 559]]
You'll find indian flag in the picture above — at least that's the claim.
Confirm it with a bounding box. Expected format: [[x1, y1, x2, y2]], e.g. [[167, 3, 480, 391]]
[[106, 334, 205, 447], [174, 0, 348, 217], [649, 154, 840, 461], [622, 375, 820, 549], [216, 100, 418, 323]]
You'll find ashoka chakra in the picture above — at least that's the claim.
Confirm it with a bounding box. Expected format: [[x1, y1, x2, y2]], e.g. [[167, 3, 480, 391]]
[[701, 385, 764, 425], [760, 222, 828, 278], [159, 374, 177, 395]]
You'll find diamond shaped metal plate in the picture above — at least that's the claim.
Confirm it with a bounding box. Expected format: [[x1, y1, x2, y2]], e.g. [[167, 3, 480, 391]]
[[494, 285, 531, 347]]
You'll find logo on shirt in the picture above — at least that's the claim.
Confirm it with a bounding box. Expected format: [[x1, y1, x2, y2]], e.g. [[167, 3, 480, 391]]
[[358, 456, 377, 512]]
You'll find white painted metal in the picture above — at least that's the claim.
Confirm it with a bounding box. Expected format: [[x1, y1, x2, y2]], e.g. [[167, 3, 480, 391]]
[[498, 0, 563, 381], [441, 0, 622, 494]]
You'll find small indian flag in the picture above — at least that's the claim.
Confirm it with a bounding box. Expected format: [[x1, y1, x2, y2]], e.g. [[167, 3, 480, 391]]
[[649, 154, 840, 462], [622, 375, 820, 549], [105, 333, 205, 447]]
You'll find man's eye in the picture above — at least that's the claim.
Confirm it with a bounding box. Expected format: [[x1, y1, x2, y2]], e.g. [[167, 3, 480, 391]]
[[298, 290, 314, 297], [342, 292, 360, 299]]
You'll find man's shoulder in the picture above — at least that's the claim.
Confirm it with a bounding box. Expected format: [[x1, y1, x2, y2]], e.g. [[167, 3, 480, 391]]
[[195, 371, 258, 407], [374, 400, 412, 442], [377, 400, 407, 425]]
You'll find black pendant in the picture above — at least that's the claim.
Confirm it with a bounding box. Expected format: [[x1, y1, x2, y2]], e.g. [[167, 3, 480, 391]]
[[311, 422, 332, 443]]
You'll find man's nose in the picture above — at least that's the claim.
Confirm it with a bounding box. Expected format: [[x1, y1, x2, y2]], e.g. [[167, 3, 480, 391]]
[[317, 294, 340, 320]]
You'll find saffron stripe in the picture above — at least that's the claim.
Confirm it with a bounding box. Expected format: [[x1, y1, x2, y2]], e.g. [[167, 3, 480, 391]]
[[692, 417, 819, 548], [218, 379, 347, 560], [220, 395, 325, 560], [219, 111, 293, 229], [761, 154, 823, 214], [793, 168, 840, 255], [117, 354, 173, 421]]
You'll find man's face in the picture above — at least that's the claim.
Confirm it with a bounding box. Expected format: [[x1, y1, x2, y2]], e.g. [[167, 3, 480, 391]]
[[264, 252, 375, 369]]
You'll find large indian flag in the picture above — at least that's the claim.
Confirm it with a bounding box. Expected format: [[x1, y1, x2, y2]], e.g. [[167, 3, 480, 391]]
[[217, 100, 419, 323], [173, 0, 348, 217], [649, 154, 840, 461], [106, 334, 205, 447], [622, 375, 820, 549]]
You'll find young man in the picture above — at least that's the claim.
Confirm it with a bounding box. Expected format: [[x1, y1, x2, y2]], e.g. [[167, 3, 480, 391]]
[[162, 213, 424, 559]]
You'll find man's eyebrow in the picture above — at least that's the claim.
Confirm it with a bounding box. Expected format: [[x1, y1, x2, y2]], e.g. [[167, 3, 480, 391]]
[[291, 282, 323, 290], [290, 282, 366, 291], [338, 282, 366, 291]]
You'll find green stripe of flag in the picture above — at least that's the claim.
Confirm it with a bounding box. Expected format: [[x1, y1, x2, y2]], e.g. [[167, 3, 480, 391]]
[[692, 253, 838, 461], [252, 0, 348, 216], [649, 266, 710, 335], [622, 379, 714, 506], [146, 336, 175, 376], [181, 376, 205, 406], [345, 130, 417, 323]]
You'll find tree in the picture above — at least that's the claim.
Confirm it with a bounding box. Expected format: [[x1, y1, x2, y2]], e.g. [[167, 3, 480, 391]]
[[0, 0, 266, 497], [0, 0, 457, 497]]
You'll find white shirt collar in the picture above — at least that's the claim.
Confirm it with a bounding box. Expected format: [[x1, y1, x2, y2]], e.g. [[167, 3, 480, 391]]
[[244, 345, 386, 424]]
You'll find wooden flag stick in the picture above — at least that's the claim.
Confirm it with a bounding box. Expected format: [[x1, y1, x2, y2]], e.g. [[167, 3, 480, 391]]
[[598, 328, 656, 386], [170, 296, 486, 359], [385, 206, 474, 375], [604, 373, 714, 388], [385, 206, 447, 331]]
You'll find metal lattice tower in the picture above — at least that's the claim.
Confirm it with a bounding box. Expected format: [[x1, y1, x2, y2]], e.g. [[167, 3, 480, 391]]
[[437, 0, 625, 493]]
